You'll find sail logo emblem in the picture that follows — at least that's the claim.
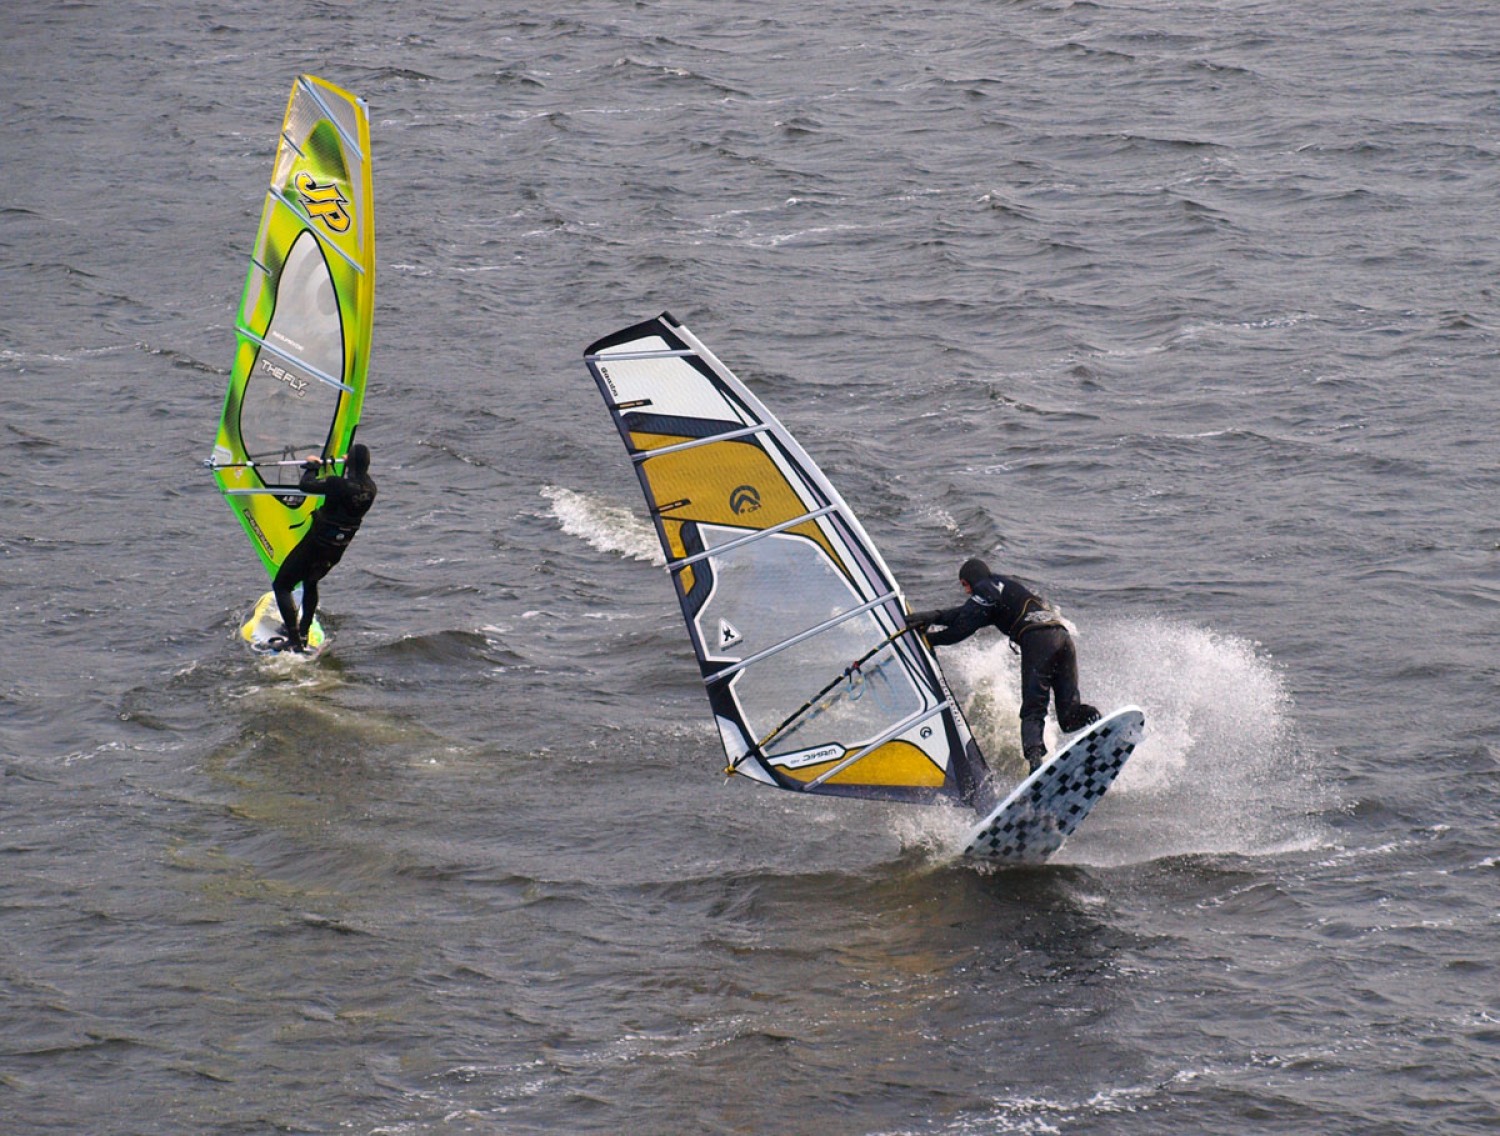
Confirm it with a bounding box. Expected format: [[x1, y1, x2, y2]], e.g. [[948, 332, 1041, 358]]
[[260, 357, 309, 397], [770, 743, 843, 770], [294, 171, 351, 233], [717, 619, 743, 649], [729, 485, 761, 514]]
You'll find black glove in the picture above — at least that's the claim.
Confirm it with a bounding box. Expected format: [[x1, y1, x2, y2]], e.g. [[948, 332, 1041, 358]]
[[905, 609, 938, 629]]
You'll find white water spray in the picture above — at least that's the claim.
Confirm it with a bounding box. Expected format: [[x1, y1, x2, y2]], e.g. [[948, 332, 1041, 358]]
[[903, 616, 1328, 865], [542, 486, 664, 565]]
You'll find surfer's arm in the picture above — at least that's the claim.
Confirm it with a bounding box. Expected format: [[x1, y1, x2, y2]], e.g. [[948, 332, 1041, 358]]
[[920, 599, 989, 646], [905, 608, 941, 628], [299, 458, 351, 499], [906, 602, 965, 628], [298, 457, 324, 492]]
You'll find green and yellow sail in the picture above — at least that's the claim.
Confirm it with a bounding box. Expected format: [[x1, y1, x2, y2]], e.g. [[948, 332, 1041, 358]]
[[208, 75, 375, 579]]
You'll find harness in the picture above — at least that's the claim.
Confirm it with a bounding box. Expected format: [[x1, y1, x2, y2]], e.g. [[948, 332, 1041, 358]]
[[311, 514, 362, 547], [1008, 597, 1064, 640], [308, 481, 375, 547]]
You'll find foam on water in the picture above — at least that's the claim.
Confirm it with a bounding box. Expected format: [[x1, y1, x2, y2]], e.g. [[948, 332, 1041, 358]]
[[542, 485, 664, 565], [900, 616, 1330, 865]]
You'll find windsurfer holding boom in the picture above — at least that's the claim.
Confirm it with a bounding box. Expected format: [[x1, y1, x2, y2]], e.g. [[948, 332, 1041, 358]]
[[272, 443, 377, 653], [906, 558, 1099, 772]]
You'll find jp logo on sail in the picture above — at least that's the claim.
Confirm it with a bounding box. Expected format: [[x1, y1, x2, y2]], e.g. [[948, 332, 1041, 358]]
[[729, 484, 761, 514], [295, 171, 352, 233]]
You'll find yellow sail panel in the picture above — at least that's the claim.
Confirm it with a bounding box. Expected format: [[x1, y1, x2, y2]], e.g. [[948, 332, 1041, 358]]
[[642, 440, 818, 524], [769, 740, 949, 788], [208, 75, 375, 579], [584, 314, 995, 809], [626, 430, 697, 451], [638, 440, 845, 569]]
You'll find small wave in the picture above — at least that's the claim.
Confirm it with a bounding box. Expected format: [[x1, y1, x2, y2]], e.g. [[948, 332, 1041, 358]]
[[543, 486, 663, 565], [1170, 311, 1317, 342], [136, 341, 221, 374], [5, 422, 63, 450], [375, 628, 522, 666], [606, 56, 746, 98], [358, 65, 438, 83]]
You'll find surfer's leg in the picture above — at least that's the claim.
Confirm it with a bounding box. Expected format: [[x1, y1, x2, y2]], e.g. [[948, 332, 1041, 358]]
[[1017, 637, 1054, 770], [297, 548, 343, 638], [1051, 635, 1100, 732], [298, 577, 319, 638], [272, 545, 311, 645], [272, 585, 301, 642]]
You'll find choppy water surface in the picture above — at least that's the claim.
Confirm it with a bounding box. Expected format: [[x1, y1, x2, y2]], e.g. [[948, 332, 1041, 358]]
[[3, 1, 1499, 1132]]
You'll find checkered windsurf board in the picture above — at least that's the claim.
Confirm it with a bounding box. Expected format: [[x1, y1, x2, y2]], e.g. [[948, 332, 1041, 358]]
[[963, 706, 1145, 863]]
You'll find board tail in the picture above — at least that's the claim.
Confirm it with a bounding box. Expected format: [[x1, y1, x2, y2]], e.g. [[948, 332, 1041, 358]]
[[964, 706, 1144, 863]]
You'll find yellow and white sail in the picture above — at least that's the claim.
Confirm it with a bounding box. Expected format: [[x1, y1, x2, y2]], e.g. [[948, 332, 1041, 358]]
[[584, 314, 992, 806]]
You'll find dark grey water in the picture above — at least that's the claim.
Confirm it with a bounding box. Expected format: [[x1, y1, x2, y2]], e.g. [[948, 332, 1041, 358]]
[[4, 1, 1499, 1132]]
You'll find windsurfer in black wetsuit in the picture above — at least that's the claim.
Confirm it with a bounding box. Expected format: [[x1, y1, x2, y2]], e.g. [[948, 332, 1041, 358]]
[[272, 443, 377, 652], [906, 558, 1099, 772]]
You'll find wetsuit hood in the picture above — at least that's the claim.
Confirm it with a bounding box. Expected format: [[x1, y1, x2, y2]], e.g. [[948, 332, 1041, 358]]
[[349, 444, 370, 476], [958, 558, 991, 587]]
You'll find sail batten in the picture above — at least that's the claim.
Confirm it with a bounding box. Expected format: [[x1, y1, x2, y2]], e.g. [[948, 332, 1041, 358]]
[[583, 313, 988, 806], [298, 76, 364, 157], [630, 422, 768, 461], [703, 592, 898, 686], [588, 348, 698, 363], [667, 504, 840, 571], [224, 488, 321, 498], [266, 187, 367, 273], [235, 328, 355, 393]]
